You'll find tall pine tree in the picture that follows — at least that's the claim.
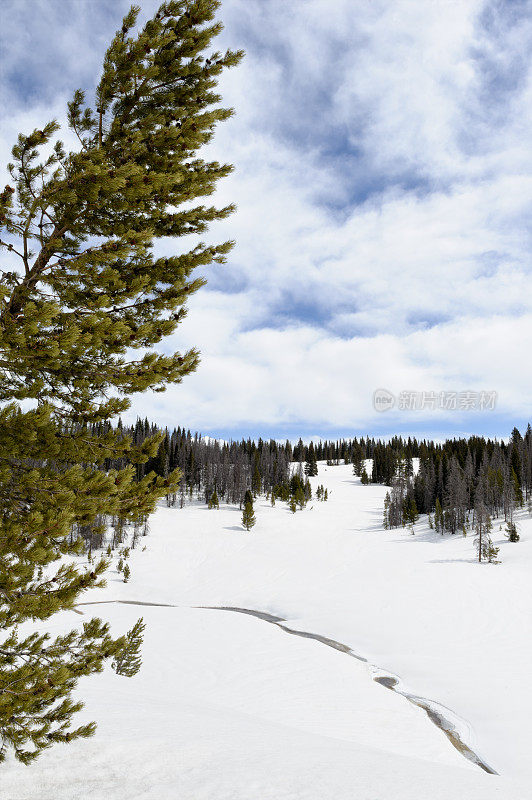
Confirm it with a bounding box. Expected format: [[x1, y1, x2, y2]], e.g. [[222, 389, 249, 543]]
[[304, 442, 318, 477], [0, 1, 242, 763]]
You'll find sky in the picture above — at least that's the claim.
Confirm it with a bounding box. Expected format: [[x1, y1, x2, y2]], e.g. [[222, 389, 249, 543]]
[[1, 0, 531, 442]]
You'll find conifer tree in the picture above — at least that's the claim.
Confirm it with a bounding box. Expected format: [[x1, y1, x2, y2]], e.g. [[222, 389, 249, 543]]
[[505, 521, 520, 542], [208, 488, 219, 509], [0, 1, 242, 763], [242, 500, 256, 531], [383, 492, 390, 529], [402, 496, 418, 526], [511, 468, 524, 506], [112, 617, 145, 677], [434, 498, 444, 534], [304, 443, 318, 477], [351, 443, 364, 477], [252, 460, 262, 497], [474, 504, 497, 563], [486, 539, 500, 564], [295, 485, 306, 509]]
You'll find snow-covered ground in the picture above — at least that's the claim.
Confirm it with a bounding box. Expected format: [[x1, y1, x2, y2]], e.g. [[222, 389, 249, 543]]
[[4, 462, 531, 799]]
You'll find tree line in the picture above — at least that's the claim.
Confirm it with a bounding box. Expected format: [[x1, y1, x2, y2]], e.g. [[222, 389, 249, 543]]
[[380, 425, 531, 563], [71, 419, 316, 553], [84, 421, 531, 534]]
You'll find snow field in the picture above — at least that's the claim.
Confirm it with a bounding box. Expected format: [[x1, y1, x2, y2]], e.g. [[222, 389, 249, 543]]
[[3, 461, 531, 799]]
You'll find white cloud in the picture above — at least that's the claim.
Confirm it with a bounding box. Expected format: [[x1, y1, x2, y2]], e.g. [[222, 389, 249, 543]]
[[133, 285, 531, 431], [2, 0, 531, 435]]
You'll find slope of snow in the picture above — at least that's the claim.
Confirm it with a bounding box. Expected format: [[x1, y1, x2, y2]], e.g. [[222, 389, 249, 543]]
[[4, 462, 531, 799]]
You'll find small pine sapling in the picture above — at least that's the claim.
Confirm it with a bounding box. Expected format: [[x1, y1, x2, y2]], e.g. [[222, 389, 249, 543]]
[[123, 564, 131, 583], [208, 489, 219, 509], [242, 500, 256, 531], [486, 540, 500, 563], [505, 521, 520, 542], [296, 486, 306, 509]]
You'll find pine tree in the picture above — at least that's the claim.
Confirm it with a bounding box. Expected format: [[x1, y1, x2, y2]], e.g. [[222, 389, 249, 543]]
[[474, 503, 496, 562], [242, 500, 256, 531], [444, 457, 468, 534], [402, 496, 418, 526], [351, 443, 364, 476], [112, 617, 145, 677], [434, 498, 444, 534], [304, 442, 318, 477], [383, 492, 390, 529], [252, 460, 261, 497], [0, 2, 242, 763], [486, 540, 500, 563], [208, 488, 219, 509], [505, 521, 520, 542], [511, 468, 524, 507]]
